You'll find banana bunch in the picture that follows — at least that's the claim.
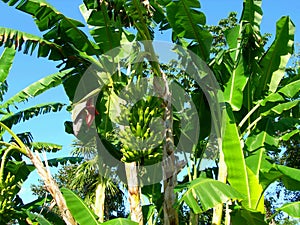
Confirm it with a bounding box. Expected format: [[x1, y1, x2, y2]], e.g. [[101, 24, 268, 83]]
[[119, 96, 164, 163], [0, 172, 18, 221]]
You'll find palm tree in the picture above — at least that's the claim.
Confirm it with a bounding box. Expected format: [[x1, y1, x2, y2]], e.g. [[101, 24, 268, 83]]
[[70, 138, 123, 223]]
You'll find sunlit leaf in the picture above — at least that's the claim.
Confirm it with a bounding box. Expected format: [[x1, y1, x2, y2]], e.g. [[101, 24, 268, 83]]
[[223, 106, 264, 211], [61, 187, 99, 225], [256, 16, 295, 97], [102, 218, 138, 225], [277, 201, 300, 218], [2, 69, 72, 108]]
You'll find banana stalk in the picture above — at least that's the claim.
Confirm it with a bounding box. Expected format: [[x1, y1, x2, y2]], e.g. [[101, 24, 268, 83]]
[[125, 162, 143, 225]]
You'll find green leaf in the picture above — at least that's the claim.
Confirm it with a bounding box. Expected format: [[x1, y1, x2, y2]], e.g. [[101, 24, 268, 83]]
[[231, 207, 267, 225], [26, 211, 53, 225], [2, 0, 99, 55], [277, 165, 300, 191], [246, 150, 272, 180], [2, 69, 72, 108], [278, 79, 300, 98], [0, 27, 63, 59], [142, 204, 155, 225], [0, 102, 65, 128], [223, 55, 248, 111], [281, 129, 300, 141], [259, 165, 300, 191], [223, 106, 263, 211], [102, 218, 138, 225], [245, 118, 279, 155], [141, 183, 163, 209], [261, 79, 300, 106], [0, 47, 15, 102], [261, 100, 299, 116], [30, 142, 62, 153], [47, 157, 83, 167], [257, 16, 295, 97], [61, 187, 99, 225], [105, 90, 126, 123], [223, 22, 260, 111], [6, 160, 34, 184], [0, 47, 15, 83], [241, 0, 263, 32], [80, 3, 121, 52], [277, 201, 300, 218], [166, 0, 212, 61], [178, 178, 243, 213]]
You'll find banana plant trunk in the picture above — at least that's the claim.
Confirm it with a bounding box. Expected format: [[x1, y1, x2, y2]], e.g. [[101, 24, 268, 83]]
[[189, 211, 199, 225], [125, 162, 143, 225], [212, 147, 227, 225], [94, 182, 106, 223], [27, 149, 76, 225], [160, 73, 179, 225]]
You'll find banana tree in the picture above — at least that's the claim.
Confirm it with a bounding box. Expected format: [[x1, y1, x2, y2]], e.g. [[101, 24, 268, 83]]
[[0, 46, 85, 224], [184, 0, 300, 224], [1, 0, 300, 225]]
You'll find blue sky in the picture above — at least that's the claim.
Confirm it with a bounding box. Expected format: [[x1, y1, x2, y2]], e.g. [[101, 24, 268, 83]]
[[0, 0, 299, 203]]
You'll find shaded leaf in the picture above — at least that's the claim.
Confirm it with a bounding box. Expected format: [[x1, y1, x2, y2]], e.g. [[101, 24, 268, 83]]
[[166, 0, 212, 61], [231, 207, 267, 225], [177, 178, 243, 213], [142, 204, 155, 225], [25, 211, 53, 225], [47, 157, 83, 167]]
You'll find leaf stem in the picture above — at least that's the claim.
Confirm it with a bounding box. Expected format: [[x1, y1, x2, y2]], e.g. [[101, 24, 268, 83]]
[[0, 122, 27, 155], [238, 101, 262, 128], [242, 116, 262, 137]]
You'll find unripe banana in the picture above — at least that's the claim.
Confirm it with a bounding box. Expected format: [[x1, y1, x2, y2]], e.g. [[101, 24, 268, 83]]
[[144, 106, 150, 119], [136, 122, 142, 137], [138, 108, 144, 124]]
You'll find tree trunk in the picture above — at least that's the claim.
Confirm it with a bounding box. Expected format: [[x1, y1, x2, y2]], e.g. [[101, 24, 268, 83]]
[[125, 162, 143, 225], [94, 182, 106, 223], [27, 150, 76, 225]]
